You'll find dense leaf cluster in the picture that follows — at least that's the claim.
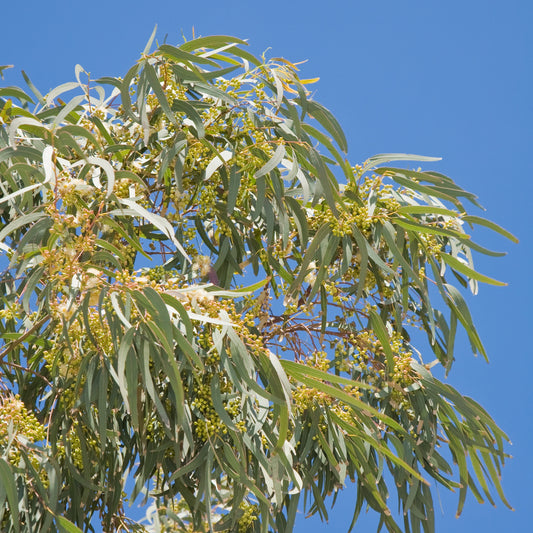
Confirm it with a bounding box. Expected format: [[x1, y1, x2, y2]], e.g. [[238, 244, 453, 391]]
[[0, 32, 515, 533]]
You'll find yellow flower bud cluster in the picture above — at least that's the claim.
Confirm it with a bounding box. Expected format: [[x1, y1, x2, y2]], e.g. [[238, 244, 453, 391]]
[[42, 306, 113, 412], [184, 138, 215, 175], [0, 303, 21, 322], [306, 350, 330, 371], [323, 279, 350, 305], [308, 174, 405, 241], [419, 233, 442, 259], [145, 413, 167, 444], [40, 203, 98, 290], [351, 330, 384, 370], [292, 351, 338, 412], [348, 329, 417, 410], [390, 332, 415, 388], [0, 393, 45, 465], [293, 385, 332, 412], [144, 264, 180, 284], [114, 178, 140, 198], [191, 380, 244, 441], [58, 420, 98, 471], [238, 501, 259, 533]]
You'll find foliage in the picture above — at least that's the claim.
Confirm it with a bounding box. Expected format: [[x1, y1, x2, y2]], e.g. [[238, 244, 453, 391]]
[[0, 31, 516, 533]]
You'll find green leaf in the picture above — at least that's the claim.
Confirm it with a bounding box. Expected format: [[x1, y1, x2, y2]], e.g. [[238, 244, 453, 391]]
[[156, 44, 219, 67], [0, 212, 45, 244], [0, 458, 19, 532], [255, 143, 286, 178], [396, 205, 459, 217], [393, 217, 469, 240], [282, 360, 374, 391], [58, 124, 101, 149], [116, 327, 136, 415], [462, 215, 519, 243], [0, 64, 13, 79], [171, 98, 206, 138], [440, 253, 507, 286], [288, 223, 331, 298], [56, 515, 84, 533], [140, 286, 173, 348], [205, 149, 232, 180], [305, 100, 348, 153], [307, 145, 341, 214], [118, 197, 191, 263], [0, 86, 35, 103], [302, 123, 351, 176], [8, 116, 47, 146], [45, 81, 80, 106], [218, 44, 262, 67], [51, 94, 85, 126], [86, 156, 115, 197], [208, 277, 271, 297], [142, 25, 158, 55], [369, 309, 395, 372], [143, 62, 180, 127], [110, 292, 132, 328], [285, 195, 309, 249], [179, 35, 249, 52], [0, 181, 42, 207], [227, 164, 241, 213], [363, 153, 441, 173], [389, 174, 467, 210], [118, 63, 141, 123]]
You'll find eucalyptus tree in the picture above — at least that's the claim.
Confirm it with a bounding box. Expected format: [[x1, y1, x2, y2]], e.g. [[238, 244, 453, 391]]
[[0, 31, 515, 533]]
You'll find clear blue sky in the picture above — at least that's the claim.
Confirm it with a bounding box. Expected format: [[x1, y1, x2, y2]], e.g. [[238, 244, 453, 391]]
[[1, 1, 531, 531]]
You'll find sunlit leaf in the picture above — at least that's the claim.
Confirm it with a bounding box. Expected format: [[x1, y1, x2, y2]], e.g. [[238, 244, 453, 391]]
[[441, 252, 507, 286]]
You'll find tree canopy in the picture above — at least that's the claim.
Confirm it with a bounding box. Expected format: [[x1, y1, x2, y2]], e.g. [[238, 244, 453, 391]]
[[0, 31, 516, 533]]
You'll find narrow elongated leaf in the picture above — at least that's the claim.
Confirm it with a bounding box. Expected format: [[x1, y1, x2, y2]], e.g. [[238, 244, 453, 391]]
[[440, 253, 507, 286], [0, 86, 35, 103], [156, 44, 219, 67], [393, 217, 469, 240], [58, 124, 101, 149], [305, 100, 348, 153], [179, 35, 249, 52], [462, 215, 519, 243], [0, 458, 19, 532], [119, 197, 191, 262], [52, 94, 85, 126], [8, 116, 46, 146], [396, 205, 459, 217], [171, 99, 206, 138], [45, 81, 79, 106], [140, 286, 173, 347], [56, 515, 84, 533], [0, 181, 42, 206], [0, 212, 45, 244], [86, 156, 115, 196], [369, 309, 395, 372], [288, 223, 331, 297], [255, 143, 286, 178], [227, 164, 241, 213], [282, 360, 374, 390], [143, 62, 179, 126], [205, 149, 232, 180], [363, 153, 441, 173]]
